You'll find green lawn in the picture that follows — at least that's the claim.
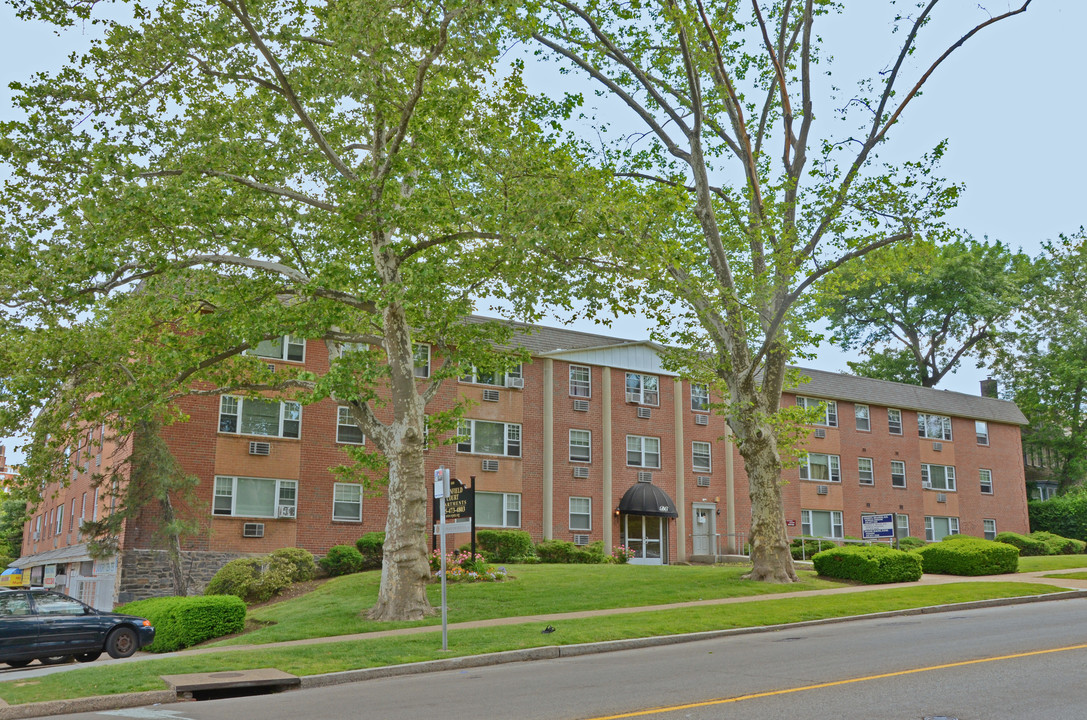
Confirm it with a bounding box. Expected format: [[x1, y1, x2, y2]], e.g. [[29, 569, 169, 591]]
[[0, 580, 1060, 706], [1018, 555, 1087, 573]]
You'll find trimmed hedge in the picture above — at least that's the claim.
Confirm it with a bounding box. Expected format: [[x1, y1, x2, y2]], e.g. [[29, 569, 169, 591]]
[[477, 530, 535, 562], [116, 595, 246, 653], [895, 536, 926, 551], [790, 537, 837, 560], [320, 544, 366, 576], [205, 557, 290, 603], [1028, 489, 1087, 542], [994, 532, 1049, 556], [355, 532, 386, 570], [914, 536, 1018, 575], [1030, 531, 1086, 555], [811, 544, 922, 584], [535, 539, 607, 564]]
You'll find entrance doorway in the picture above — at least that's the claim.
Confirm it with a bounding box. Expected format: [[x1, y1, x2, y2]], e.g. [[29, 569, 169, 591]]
[[623, 514, 666, 565], [692, 503, 716, 556]]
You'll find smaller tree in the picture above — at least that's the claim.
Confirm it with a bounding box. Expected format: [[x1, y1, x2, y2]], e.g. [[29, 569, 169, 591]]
[[819, 238, 1030, 387], [0, 496, 28, 567]]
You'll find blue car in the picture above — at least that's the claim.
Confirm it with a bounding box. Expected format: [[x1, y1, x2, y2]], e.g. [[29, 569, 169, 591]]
[[0, 589, 155, 667]]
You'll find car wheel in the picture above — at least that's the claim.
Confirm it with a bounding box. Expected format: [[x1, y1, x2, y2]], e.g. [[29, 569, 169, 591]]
[[4, 660, 32, 668], [106, 627, 139, 659], [38, 655, 73, 665], [74, 652, 102, 663]]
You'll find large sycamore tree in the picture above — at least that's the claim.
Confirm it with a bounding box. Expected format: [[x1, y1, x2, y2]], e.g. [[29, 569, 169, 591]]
[[524, 0, 1033, 580], [0, 0, 610, 620]]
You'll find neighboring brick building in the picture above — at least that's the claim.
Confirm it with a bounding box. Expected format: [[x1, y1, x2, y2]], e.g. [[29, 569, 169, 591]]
[[11, 322, 1030, 607]]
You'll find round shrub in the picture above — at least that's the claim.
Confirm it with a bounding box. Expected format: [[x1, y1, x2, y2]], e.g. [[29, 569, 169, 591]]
[[791, 537, 837, 560], [535, 540, 576, 563], [355, 532, 386, 570], [1029, 531, 1086, 555], [915, 536, 1018, 575], [994, 532, 1049, 556], [269, 547, 317, 582], [895, 536, 926, 551], [477, 530, 534, 562], [116, 595, 246, 652], [811, 544, 922, 584], [320, 544, 366, 576], [204, 558, 264, 600]]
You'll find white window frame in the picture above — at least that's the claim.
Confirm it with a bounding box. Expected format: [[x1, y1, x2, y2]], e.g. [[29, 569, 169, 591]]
[[983, 518, 997, 541], [251, 334, 305, 363], [691, 384, 710, 412], [625, 372, 660, 406], [895, 513, 910, 538], [219, 395, 302, 439], [413, 343, 431, 379], [888, 408, 903, 435], [569, 429, 591, 463], [336, 406, 366, 445], [797, 396, 838, 427], [890, 460, 906, 488], [855, 404, 870, 432], [857, 457, 874, 485], [569, 365, 591, 398], [921, 463, 956, 491], [212, 476, 298, 519], [55, 505, 63, 534], [692, 441, 711, 472], [626, 435, 662, 469], [476, 492, 521, 528], [918, 413, 953, 441], [332, 483, 363, 522], [461, 364, 523, 387], [457, 420, 522, 457], [975, 420, 990, 446], [925, 515, 960, 542], [801, 509, 843, 539], [569, 497, 592, 531], [799, 453, 841, 483], [979, 468, 993, 494]]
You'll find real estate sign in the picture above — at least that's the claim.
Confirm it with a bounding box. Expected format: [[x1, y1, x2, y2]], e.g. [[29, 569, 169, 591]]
[[861, 513, 895, 540]]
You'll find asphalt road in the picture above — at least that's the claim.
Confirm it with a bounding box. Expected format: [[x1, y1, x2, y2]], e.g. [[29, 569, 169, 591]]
[[37, 597, 1087, 720]]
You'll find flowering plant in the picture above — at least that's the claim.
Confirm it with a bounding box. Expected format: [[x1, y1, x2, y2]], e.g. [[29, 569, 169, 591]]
[[429, 550, 505, 582], [612, 545, 636, 564]]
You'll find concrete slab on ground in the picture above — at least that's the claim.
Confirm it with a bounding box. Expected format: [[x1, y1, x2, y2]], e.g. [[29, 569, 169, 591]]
[[161, 668, 300, 694]]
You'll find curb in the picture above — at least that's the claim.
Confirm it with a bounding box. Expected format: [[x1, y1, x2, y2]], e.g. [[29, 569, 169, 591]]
[[5, 588, 1087, 719]]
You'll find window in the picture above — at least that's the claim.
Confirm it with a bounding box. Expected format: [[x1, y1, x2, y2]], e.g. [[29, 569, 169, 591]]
[[333, 483, 362, 522], [625, 373, 660, 406], [918, 413, 953, 441], [691, 384, 709, 412], [983, 518, 997, 541], [797, 396, 838, 427], [93, 489, 98, 521], [570, 365, 591, 398], [887, 408, 902, 435], [800, 453, 840, 482], [212, 476, 298, 518], [855, 404, 870, 432], [975, 420, 989, 446], [35, 593, 86, 616], [252, 335, 305, 362], [477, 492, 520, 528], [457, 420, 522, 457], [626, 435, 661, 469], [895, 513, 910, 539], [921, 464, 956, 491], [802, 509, 843, 539], [413, 344, 431, 379], [336, 407, 365, 445], [55, 505, 63, 534], [858, 457, 874, 485], [692, 441, 711, 472], [461, 364, 523, 387], [569, 429, 591, 463], [979, 468, 993, 494], [891, 460, 906, 488], [219, 396, 301, 439], [570, 497, 591, 531], [925, 516, 959, 542]]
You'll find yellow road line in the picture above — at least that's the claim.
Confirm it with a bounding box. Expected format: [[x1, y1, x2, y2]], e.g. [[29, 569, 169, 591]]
[[584, 642, 1087, 720]]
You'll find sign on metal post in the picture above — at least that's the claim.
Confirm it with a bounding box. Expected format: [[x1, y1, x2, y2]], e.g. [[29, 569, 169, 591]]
[[861, 513, 895, 540]]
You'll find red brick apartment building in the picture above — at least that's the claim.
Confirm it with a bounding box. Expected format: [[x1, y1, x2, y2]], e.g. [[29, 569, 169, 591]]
[[12, 323, 1030, 608]]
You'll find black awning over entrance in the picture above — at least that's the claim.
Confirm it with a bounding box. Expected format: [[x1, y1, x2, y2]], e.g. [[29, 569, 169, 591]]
[[618, 483, 679, 518]]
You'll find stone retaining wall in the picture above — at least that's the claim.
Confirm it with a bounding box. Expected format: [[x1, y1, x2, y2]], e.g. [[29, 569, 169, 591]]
[[117, 549, 255, 603]]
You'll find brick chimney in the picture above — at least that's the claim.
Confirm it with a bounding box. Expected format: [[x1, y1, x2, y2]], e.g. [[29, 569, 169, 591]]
[[980, 378, 998, 398]]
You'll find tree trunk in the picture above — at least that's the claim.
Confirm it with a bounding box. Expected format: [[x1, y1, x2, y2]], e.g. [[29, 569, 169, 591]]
[[735, 422, 798, 583], [160, 493, 188, 596], [367, 433, 435, 621]]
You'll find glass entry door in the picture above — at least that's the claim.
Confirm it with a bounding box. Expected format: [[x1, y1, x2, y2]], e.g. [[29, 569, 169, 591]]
[[623, 515, 665, 565]]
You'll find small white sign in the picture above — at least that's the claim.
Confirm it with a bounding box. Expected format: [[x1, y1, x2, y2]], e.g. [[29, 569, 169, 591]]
[[433, 468, 450, 498], [434, 521, 472, 535]]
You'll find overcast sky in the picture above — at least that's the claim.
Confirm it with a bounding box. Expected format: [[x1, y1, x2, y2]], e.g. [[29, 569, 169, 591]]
[[1, 2, 1083, 461]]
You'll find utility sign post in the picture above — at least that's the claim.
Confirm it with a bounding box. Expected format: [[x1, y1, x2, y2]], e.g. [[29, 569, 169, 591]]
[[434, 467, 451, 651]]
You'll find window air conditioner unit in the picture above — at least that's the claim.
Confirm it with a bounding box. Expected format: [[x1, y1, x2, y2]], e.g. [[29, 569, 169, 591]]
[[242, 522, 265, 538], [573, 534, 589, 546], [637, 407, 651, 419], [278, 505, 296, 519], [32, 531, 40, 541], [932, 442, 943, 451], [694, 414, 708, 426], [573, 467, 589, 479], [506, 377, 524, 389], [625, 392, 639, 404], [816, 485, 829, 495], [573, 399, 590, 412], [637, 471, 653, 483], [249, 441, 271, 456], [922, 481, 932, 489], [482, 388, 500, 402], [482, 459, 499, 472], [697, 476, 711, 487], [814, 428, 826, 439], [937, 493, 947, 503]]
